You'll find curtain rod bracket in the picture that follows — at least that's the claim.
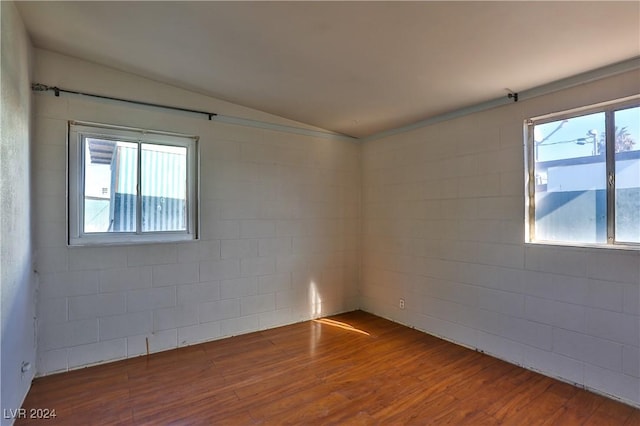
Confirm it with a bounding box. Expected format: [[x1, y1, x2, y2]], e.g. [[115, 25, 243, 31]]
[[507, 92, 518, 102], [31, 83, 49, 92]]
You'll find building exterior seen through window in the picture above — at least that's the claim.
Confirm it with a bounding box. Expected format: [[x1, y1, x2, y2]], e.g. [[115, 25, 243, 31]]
[[69, 122, 198, 246], [528, 100, 639, 246], [84, 140, 188, 233]]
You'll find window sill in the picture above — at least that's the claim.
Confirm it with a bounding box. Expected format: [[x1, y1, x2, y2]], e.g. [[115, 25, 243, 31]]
[[525, 240, 640, 252], [68, 233, 197, 247]]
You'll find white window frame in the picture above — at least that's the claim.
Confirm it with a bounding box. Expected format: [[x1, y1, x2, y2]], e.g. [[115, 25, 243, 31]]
[[68, 121, 199, 246], [525, 95, 640, 249]]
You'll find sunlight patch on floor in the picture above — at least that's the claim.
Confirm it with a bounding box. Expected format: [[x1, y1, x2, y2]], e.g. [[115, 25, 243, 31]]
[[313, 318, 371, 336]]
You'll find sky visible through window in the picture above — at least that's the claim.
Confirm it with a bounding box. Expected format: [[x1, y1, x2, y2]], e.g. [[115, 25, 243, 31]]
[[534, 106, 639, 162]]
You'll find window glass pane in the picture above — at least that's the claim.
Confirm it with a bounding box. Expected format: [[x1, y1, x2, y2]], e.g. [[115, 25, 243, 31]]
[[84, 139, 138, 233], [614, 106, 640, 243], [141, 143, 188, 232], [533, 113, 606, 243]]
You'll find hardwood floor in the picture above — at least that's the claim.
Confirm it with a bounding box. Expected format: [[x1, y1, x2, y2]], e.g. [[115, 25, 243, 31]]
[[18, 311, 639, 425]]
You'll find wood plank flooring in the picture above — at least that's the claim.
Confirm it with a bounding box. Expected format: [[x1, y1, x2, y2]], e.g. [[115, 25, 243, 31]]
[[17, 311, 639, 425]]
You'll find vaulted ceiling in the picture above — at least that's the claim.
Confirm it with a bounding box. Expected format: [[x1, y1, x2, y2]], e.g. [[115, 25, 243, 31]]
[[17, 1, 640, 138]]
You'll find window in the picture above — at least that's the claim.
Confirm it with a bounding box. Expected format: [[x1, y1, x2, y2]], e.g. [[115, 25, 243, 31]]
[[68, 122, 199, 246], [526, 96, 639, 247]]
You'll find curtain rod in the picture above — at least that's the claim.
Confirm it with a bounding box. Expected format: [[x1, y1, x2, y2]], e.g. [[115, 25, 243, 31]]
[[31, 83, 218, 120], [361, 56, 640, 143], [30, 83, 357, 142]]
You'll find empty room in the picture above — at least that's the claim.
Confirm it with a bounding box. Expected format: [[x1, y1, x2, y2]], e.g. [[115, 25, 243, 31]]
[[2, 1, 639, 424]]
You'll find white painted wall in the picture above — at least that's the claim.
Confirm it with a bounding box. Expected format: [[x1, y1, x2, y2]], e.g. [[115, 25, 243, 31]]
[[0, 2, 36, 423], [33, 49, 360, 375], [361, 70, 640, 406]]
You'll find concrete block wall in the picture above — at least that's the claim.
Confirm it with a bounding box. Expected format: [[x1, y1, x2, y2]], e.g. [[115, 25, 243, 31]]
[[360, 70, 640, 406], [33, 49, 360, 375]]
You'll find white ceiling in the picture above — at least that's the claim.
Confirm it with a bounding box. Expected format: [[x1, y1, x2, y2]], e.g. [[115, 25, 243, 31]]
[[17, 1, 640, 138]]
